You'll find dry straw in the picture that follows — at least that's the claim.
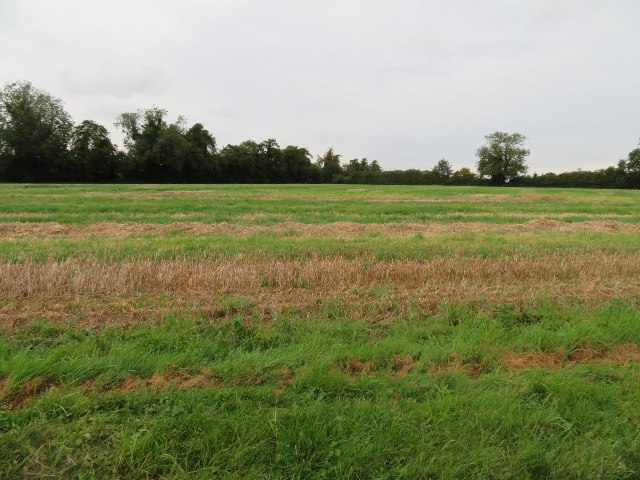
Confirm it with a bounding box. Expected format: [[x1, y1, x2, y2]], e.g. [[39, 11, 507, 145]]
[[2, 253, 638, 297], [0, 220, 639, 239]]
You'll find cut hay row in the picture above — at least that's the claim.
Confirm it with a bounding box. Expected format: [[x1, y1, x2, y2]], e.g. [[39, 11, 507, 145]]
[[2, 280, 637, 330], [2, 254, 638, 297], [18, 191, 566, 202], [1, 219, 639, 238]]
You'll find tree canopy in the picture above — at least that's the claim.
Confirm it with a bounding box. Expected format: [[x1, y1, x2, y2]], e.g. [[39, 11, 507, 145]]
[[476, 132, 529, 184], [0, 81, 73, 181], [317, 148, 342, 183], [1, 80, 639, 189], [69, 120, 120, 182], [432, 159, 453, 180]]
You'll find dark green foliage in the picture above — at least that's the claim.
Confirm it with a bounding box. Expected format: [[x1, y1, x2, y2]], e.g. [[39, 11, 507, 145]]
[[334, 158, 382, 184], [219, 141, 258, 182], [452, 167, 477, 185], [183, 123, 220, 181], [317, 148, 342, 183], [69, 120, 121, 182], [0, 81, 73, 182], [1, 80, 639, 188], [432, 158, 453, 182], [476, 132, 530, 184], [281, 145, 320, 182], [512, 163, 634, 189], [115, 107, 190, 182], [626, 147, 640, 174]]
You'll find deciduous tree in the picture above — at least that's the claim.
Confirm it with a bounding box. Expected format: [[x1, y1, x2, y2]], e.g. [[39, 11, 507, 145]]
[[317, 148, 342, 182], [432, 159, 453, 180], [476, 132, 529, 184], [184, 123, 219, 181], [69, 120, 119, 181], [625, 145, 640, 174], [281, 146, 312, 182], [0, 81, 73, 181]]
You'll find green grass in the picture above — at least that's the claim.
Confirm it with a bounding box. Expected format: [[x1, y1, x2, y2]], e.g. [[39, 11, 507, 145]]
[[1, 302, 640, 478], [2, 183, 640, 224], [2, 183, 640, 478], [2, 230, 640, 263], [3, 301, 640, 387]]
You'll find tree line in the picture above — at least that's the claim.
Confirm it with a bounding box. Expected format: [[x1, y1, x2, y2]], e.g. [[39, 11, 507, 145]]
[[1, 80, 639, 188]]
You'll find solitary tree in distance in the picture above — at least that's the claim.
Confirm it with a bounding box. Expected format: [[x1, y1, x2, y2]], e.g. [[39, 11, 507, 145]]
[[476, 131, 529, 184]]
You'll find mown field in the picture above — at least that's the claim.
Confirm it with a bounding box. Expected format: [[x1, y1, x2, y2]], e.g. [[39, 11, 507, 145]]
[[1, 184, 640, 479]]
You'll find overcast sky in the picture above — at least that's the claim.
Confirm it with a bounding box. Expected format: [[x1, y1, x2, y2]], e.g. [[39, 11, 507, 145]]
[[1, 0, 638, 173]]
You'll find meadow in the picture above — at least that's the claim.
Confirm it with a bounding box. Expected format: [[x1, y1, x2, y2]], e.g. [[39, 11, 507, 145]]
[[1, 184, 640, 479]]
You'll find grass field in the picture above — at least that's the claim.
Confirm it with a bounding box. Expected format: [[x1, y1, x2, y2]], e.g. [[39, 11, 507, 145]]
[[1, 184, 640, 479]]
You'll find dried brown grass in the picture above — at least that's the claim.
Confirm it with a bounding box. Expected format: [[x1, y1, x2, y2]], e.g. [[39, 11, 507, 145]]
[[0, 376, 11, 398], [83, 191, 224, 199], [502, 343, 640, 371], [431, 212, 636, 219], [3, 343, 639, 409], [1, 253, 638, 329], [115, 367, 221, 393], [1, 377, 56, 409], [243, 192, 569, 203], [344, 358, 377, 377], [429, 354, 484, 378], [0, 365, 299, 409], [428, 343, 640, 377], [393, 356, 418, 377], [2, 254, 638, 297], [1, 219, 639, 238], [520, 192, 568, 202], [18, 190, 572, 203]]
